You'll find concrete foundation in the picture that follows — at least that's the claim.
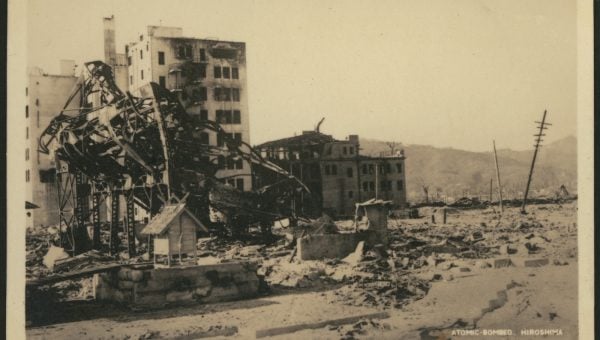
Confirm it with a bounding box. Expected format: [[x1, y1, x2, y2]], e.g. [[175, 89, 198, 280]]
[[93, 262, 259, 308], [297, 230, 387, 261]]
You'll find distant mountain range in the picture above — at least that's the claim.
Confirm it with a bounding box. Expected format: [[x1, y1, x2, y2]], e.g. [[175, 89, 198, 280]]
[[359, 136, 577, 202]]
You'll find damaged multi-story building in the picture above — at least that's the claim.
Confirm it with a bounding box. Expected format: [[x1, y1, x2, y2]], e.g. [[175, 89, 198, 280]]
[[25, 61, 79, 228], [254, 128, 407, 217], [126, 25, 251, 191]]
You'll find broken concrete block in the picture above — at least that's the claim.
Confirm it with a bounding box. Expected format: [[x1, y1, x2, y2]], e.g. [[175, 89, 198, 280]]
[[166, 290, 195, 303], [43, 246, 70, 271], [493, 258, 513, 268], [343, 241, 365, 265], [524, 258, 549, 267], [130, 270, 144, 282], [431, 273, 443, 281], [499, 244, 518, 255], [477, 260, 492, 269], [118, 280, 134, 290]]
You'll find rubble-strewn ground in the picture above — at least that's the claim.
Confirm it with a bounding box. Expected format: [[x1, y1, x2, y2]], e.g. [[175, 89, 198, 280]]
[[26, 201, 578, 339]]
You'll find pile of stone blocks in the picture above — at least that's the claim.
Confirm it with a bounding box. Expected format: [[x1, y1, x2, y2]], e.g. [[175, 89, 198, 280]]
[[93, 262, 260, 308]]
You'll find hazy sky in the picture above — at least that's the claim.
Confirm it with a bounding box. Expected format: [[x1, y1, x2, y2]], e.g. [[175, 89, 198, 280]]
[[26, 0, 576, 151]]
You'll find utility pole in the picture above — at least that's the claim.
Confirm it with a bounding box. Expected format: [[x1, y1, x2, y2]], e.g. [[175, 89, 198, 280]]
[[489, 178, 493, 202], [521, 110, 551, 214], [493, 140, 503, 212]]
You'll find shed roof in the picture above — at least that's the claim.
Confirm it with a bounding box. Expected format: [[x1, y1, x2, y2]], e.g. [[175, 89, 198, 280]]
[[140, 202, 202, 236]]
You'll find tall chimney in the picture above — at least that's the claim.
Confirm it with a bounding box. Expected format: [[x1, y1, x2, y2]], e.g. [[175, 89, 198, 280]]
[[103, 15, 117, 66]]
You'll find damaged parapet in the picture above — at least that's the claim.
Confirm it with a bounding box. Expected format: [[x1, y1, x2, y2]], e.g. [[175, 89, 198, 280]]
[[296, 199, 392, 261], [94, 262, 260, 308]]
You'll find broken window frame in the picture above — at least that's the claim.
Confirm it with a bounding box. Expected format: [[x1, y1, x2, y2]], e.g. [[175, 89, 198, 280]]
[[223, 88, 231, 101], [200, 109, 208, 121], [235, 159, 243, 170], [236, 178, 244, 189], [232, 88, 240, 102], [222, 67, 230, 79]]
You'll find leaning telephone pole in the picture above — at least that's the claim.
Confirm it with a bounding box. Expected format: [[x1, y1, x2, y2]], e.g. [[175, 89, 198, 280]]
[[493, 140, 503, 212], [521, 110, 551, 214]]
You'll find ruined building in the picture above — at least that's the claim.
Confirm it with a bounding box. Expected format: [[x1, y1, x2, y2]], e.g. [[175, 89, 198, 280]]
[[254, 130, 407, 217], [126, 26, 251, 191], [25, 61, 79, 228]]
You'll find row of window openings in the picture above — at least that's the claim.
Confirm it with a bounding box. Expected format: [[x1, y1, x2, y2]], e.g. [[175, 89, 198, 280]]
[[225, 178, 245, 190], [361, 163, 402, 175], [217, 132, 243, 147], [326, 146, 355, 155], [362, 180, 404, 192], [155, 77, 242, 102], [217, 156, 244, 170]]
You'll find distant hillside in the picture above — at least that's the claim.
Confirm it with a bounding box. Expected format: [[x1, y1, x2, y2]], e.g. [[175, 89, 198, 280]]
[[359, 136, 577, 202]]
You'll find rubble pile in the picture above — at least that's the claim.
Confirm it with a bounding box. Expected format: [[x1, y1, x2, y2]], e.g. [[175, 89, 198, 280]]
[[26, 226, 59, 279]]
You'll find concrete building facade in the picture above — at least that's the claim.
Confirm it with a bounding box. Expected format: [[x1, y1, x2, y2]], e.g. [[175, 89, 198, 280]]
[[126, 26, 251, 191], [255, 131, 407, 217], [26, 63, 79, 228]]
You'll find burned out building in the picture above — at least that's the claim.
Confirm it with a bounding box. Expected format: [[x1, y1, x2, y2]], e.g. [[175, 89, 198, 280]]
[[25, 62, 79, 228], [126, 26, 251, 191], [254, 130, 407, 217]]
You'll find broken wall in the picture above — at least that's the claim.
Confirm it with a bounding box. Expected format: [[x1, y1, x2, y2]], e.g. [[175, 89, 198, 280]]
[[94, 262, 259, 307]]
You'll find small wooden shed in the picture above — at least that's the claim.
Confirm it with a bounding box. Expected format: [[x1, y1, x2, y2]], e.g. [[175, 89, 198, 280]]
[[140, 201, 203, 266]]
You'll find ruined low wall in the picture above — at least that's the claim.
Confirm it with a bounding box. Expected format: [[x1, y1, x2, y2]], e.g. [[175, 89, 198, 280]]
[[93, 262, 259, 307], [297, 230, 388, 261]]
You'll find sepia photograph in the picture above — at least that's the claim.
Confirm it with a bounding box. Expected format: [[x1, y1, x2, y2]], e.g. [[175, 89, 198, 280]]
[[6, 0, 594, 339]]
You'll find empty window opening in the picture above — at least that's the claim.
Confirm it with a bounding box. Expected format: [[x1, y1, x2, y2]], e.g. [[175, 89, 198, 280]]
[[232, 88, 240, 101], [232, 67, 239, 79], [200, 132, 209, 144], [397, 180, 403, 191], [236, 178, 244, 190], [158, 51, 165, 65]]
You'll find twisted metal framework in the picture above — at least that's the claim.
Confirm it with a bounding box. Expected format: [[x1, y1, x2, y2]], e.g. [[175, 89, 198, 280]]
[[39, 61, 308, 254]]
